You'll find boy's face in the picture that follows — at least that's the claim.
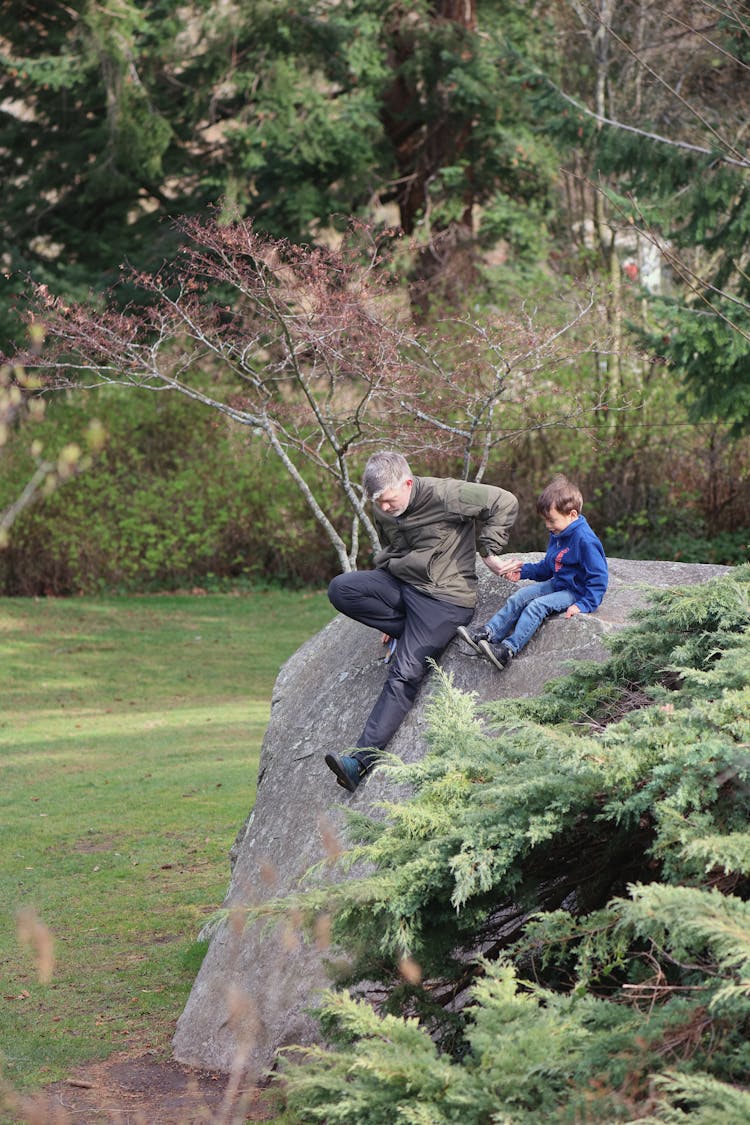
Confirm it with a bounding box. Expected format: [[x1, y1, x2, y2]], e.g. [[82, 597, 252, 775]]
[[543, 505, 579, 533]]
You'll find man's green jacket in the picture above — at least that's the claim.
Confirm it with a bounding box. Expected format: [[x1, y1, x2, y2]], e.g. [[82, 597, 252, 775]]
[[372, 476, 519, 608]]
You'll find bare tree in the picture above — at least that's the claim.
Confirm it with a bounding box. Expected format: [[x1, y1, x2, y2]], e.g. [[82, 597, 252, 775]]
[[11, 217, 621, 571]]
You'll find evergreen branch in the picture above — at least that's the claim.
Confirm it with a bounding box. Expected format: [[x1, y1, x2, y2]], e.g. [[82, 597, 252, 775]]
[[642, 1069, 750, 1123], [617, 883, 750, 1008], [681, 832, 750, 876]]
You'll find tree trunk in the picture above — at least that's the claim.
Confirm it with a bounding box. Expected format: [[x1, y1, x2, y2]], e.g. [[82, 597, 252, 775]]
[[379, 0, 479, 314]]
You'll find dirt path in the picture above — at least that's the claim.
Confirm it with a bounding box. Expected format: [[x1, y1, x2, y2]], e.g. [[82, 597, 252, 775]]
[[8, 1053, 277, 1124]]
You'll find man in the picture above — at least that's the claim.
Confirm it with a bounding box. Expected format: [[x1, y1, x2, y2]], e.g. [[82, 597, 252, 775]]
[[324, 450, 518, 793]]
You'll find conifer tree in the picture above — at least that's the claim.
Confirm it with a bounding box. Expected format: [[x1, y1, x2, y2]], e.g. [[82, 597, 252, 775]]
[[249, 568, 750, 1122], [0, 1, 558, 348]]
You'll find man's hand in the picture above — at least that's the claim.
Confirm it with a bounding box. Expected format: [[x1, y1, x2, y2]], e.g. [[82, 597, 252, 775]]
[[483, 555, 522, 581]]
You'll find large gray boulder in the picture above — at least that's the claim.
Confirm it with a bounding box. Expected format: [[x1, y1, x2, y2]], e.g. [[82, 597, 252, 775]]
[[172, 557, 730, 1079]]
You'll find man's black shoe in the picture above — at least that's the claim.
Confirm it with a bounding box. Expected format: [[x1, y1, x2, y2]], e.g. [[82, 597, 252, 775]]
[[456, 625, 493, 654], [477, 639, 513, 671], [324, 752, 363, 793]]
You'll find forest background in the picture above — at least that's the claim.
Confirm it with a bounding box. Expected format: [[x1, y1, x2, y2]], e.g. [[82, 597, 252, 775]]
[[1, 0, 750, 592]]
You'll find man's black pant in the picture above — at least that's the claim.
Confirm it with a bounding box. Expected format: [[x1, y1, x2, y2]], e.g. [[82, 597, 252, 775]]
[[328, 569, 473, 770]]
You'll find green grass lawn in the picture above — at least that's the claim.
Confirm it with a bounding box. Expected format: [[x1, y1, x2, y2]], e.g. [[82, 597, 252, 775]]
[[0, 590, 335, 1094]]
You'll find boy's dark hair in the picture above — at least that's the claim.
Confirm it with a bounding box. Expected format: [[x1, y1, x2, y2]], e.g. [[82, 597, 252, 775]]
[[536, 474, 583, 517]]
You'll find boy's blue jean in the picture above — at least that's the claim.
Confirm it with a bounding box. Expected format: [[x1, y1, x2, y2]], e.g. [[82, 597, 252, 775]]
[[485, 580, 575, 655]]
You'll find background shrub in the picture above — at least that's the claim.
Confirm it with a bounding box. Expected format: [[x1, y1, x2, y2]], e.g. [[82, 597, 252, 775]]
[[0, 388, 337, 595]]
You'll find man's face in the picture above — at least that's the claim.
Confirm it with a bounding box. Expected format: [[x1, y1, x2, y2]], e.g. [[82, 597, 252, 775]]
[[374, 478, 413, 517]]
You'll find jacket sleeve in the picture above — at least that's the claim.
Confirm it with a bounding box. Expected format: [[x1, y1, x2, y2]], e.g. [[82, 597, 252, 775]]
[[372, 512, 401, 567], [574, 540, 609, 612], [460, 482, 519, 557], [519, 557, 554, 582]]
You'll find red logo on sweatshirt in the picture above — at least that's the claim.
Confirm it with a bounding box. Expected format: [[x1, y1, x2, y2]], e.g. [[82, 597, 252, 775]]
[[555, 548, 569, 572]]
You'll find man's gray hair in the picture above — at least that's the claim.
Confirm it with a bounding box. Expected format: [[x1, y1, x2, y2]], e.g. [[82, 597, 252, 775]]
[[362, 451, 412, 500]]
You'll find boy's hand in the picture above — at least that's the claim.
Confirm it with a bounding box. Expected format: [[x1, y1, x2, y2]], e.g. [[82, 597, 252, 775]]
[[565, 604, 581, 618], [484, 555, 522, 580]]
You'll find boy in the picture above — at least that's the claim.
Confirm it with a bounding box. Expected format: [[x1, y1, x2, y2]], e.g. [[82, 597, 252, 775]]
[[457, 474, 607, 671]]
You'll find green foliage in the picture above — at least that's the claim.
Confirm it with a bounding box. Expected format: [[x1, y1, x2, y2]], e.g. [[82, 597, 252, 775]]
[[0, 1, 191, 345], [223, 40, 385, 238], [643, 299, 750, 436], [604, 515, 750, 567], [0, 386, 337, 594], [639, 1071, 750, 1124], [599, 35, 750, 432], [1, 0, 559, 351], [281, 963, 657, 1124], [478, 193, 551, 264], [274, 567, 750, 1122], [506, 568, 750, 727], [614, 884, 750, 1010], [280, 961, 716, 1124]]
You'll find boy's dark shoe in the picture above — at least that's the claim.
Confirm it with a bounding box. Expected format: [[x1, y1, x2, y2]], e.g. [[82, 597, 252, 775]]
[[324, 752, 364, 793], [478, 639, 514, 671], [456, 625, 493, 654]]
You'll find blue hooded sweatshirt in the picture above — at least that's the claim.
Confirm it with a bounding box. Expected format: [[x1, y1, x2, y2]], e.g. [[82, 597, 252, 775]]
[[519, 514, 608, 614]]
